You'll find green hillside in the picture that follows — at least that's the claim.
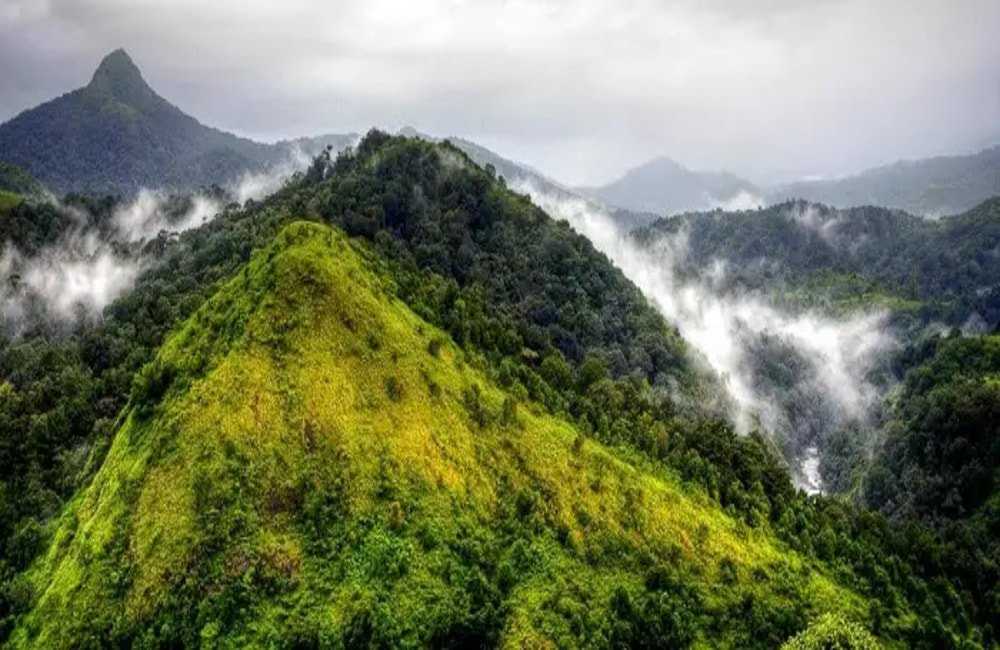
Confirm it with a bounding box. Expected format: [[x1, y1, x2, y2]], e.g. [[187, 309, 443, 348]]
[[2, 133, 995, 648], [9, 222, 873, 647], [0, 164, 44, 199], [637, 198, 1000, 327]]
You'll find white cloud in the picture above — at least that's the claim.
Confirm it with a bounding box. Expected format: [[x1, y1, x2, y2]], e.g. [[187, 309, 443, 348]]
[[1, 152, 311, 325], [2, 0, 997, 185], [709, 189, 764, 211], [519, 181, 895, 490]]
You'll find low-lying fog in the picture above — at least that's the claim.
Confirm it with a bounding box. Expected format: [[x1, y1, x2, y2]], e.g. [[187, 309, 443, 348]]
[[518, 181, 895, 492], [0, 157, 310, 328]]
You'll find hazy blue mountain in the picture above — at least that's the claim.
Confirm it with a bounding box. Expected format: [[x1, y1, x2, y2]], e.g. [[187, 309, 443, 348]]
[[0, 50, 353, 195], [770, 145, 1000, 217], [576, 156, 763, 216]]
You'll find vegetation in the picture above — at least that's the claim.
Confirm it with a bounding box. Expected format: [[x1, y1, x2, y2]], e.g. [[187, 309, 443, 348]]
[[0, 164, 44, 199], [2, 132, 999, 646], [770, 145, 1000, 217], [638, 197, 1000, 326], [4, 221, 871, 647]]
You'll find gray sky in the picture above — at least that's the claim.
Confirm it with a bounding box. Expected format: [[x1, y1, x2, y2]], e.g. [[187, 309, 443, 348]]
[[1, 0, 998, 185]]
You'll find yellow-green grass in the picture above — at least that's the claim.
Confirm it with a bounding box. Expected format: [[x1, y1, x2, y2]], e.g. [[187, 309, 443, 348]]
[[11, 221, 875, 648], [0, 190, 22, 213]]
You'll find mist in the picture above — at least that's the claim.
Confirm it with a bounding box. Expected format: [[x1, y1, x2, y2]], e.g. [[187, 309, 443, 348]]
[[518, 182, 895, 492], [709, 190, 764, 212], [1, 154, 314, 328]]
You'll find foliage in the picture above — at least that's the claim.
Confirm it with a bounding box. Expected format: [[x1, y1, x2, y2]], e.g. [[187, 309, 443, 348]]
[[0, 164, 44, 198], [7, 222, 869, 647], [0, 132, 996, 647], [637, 197, 1000, 329], [781, 613, 881, 649]]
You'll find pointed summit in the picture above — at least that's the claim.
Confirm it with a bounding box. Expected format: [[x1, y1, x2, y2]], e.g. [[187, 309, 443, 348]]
[[86, 48, 156, 105]]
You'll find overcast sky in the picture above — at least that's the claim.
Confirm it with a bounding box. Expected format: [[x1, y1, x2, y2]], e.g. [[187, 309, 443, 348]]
[[1, 0, 998, 185]]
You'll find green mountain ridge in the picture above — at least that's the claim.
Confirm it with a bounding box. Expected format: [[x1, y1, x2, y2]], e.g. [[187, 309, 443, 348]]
[[8, 221, 875, 647], [1, 132, 996, 648], [636, 197, 1000, 326]]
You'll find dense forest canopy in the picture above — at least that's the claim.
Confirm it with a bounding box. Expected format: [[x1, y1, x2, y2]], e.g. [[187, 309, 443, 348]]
[[1, 131, 999, 647]]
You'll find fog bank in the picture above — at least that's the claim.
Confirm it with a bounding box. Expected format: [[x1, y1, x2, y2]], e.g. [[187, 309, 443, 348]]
[[519, 182, 894, 492]]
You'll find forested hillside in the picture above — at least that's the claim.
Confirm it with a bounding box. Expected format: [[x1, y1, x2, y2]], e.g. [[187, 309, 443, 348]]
[[2, 132, 999, 647], [0, 50, 351, 195], [638, 198, 1000, 328], [4, 221, 868, 647]]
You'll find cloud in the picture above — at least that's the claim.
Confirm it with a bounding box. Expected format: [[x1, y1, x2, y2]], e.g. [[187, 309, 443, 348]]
[[519, 181, 895, 491], [1, 228, 139, 324], [1, 151, 313, 326], [1, 0, 997, 185], [709, 189, 764, 211]]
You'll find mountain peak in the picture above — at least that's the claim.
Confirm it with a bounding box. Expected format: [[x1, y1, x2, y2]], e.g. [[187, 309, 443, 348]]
[[87, 48, 154, 102], [631, 155, 688, 175]]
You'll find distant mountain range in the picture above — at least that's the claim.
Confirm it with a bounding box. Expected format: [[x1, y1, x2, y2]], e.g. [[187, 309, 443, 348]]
[[573, 144, 1000, 220], [768, 146, 1000, 217], [0, 49, 355, 195], [576, 156, 764, 216], [2, 48, 996, 219]]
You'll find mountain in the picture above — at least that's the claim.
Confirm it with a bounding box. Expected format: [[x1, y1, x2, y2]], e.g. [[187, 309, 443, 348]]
[[0, 50, 353, 195], [6, 219, 877, 647], [577, 156, 763, 216], [770, 145, 1000, 217], [1, 132, 994, 646], [637, 197, 1000, 322]]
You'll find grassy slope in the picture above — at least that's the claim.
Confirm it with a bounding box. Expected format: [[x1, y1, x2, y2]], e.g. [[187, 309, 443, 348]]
[[10, 222, 873, 648], [0, 191, 22, 213]]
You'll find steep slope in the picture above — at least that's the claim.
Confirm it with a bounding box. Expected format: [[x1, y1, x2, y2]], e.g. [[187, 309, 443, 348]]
[[860, 333, 1000, 638], [770, 145, 1000, 217], [578, 156, 762, 216], [2, 133, 994, 647], [0, 50, 349, 195], [9, 221, 870, 648]]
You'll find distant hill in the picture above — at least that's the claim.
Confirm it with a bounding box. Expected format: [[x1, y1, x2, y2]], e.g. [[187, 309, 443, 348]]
[[0, 50, 353, 195], [637, 197, 1000, 325], [576, 156, 762, 216], [770, 145, 1000, 217]]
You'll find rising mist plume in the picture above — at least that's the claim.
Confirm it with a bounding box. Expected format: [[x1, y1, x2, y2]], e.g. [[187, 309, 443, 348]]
[[1, 153, 316, 328], [518, 182, 895, 492]]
